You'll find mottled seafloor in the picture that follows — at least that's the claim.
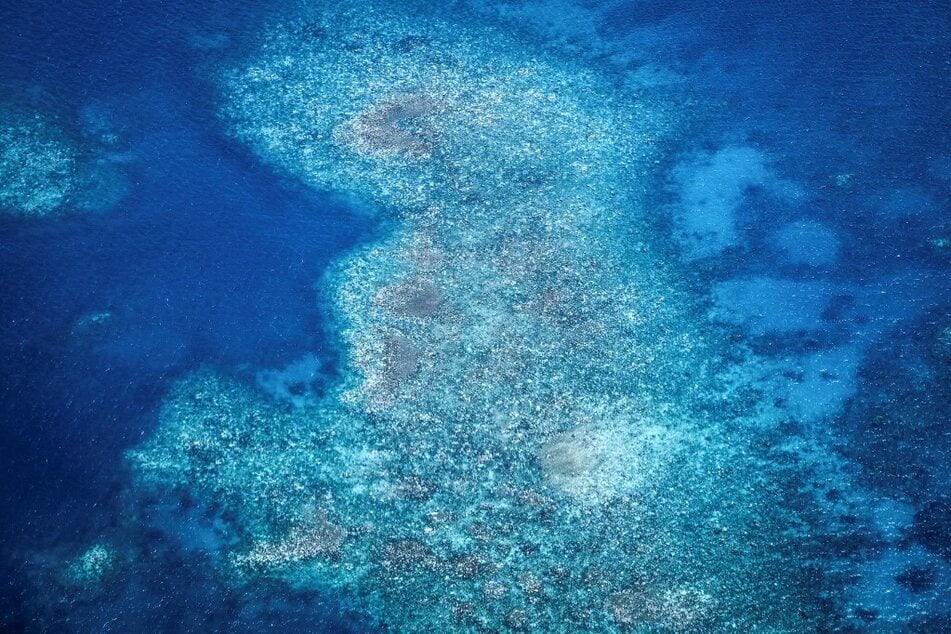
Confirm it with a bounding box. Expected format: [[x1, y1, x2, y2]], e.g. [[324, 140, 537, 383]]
[[0, 0, 948, 632]]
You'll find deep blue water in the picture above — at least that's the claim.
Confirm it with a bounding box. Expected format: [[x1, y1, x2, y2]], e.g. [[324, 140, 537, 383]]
[[1, 0, 948, 631]]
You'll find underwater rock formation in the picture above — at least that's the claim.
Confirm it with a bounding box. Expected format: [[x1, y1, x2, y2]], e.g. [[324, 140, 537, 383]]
[[126, 1, 837, 631]]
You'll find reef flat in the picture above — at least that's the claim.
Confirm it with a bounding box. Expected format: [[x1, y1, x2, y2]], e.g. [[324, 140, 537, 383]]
[[125, 1, 831, 631]]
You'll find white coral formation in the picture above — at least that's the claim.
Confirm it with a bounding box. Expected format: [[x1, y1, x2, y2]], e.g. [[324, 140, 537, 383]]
[[237, 510, 348, 571], [0, 103, 131, 218], [334, 91, 443, 160], [63, 543, 117, 588], [220, 2, 663, 215], [538, 416, 684, 505], [0, 112, 77, 216]]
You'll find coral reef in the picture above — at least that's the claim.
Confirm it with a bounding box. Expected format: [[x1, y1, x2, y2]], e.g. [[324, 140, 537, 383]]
[[62, 543, 117, 588], [124, 1, 839, 631], [0, 102, 131, 219], [0, 111, 78, 216]]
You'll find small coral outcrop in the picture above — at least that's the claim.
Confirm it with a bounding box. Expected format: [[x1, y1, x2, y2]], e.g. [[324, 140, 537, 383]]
[[0, 112, 77, 216]]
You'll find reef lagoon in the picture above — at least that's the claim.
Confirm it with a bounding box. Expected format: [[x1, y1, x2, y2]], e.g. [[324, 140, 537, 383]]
[[1, 0, 948, 631]]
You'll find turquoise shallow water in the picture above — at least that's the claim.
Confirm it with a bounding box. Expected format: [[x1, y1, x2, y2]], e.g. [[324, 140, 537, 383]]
[[1, 0, 948, 631]]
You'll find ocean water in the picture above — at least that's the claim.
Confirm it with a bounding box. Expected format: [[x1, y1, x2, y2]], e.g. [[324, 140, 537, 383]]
[[0, 0, 947, 632]]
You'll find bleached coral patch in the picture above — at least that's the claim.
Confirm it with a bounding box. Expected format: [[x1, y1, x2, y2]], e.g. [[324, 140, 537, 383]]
[[537, 418, 684, 506], [1, 102, 132, 218], [0, 112, 77, 216], [218, 0, 664, 216], [62, 542, 118, 588]]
